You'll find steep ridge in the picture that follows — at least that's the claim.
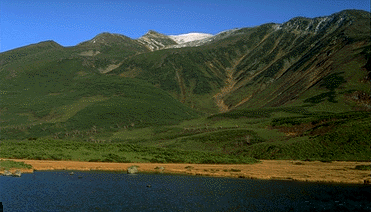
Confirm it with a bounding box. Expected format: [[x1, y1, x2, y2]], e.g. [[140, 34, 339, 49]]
[[224, 10, 371, 110], [137, 30, 178, 51], [111, 10, 370, 113], [76, 32, 149, 56]]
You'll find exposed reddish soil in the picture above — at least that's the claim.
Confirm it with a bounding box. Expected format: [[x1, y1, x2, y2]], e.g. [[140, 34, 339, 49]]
[[1, 159, 370, 184]]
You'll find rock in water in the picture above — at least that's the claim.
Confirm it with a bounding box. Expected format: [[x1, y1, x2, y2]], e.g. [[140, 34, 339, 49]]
[[13, 170, 21, 177], [3, 170, 12, 176], [364, 178, 371, 185], [127, 166, 138, 174]]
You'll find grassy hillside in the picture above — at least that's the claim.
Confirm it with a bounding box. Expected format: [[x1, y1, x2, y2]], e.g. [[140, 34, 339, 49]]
[[112, 10, 370, 114], [102, 107, 371, 161], [2, 106, 368, 162], [1, 10, 370, 163], [0, 61, 199, 140]]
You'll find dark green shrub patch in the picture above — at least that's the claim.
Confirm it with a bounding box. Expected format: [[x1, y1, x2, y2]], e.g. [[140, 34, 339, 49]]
[[355, 165, 371, 170], [0, 139, 258, 164], [0, 160, 33, 170]]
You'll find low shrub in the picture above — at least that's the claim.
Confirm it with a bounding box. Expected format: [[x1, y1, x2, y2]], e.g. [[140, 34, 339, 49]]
[[0, 160, 33, 170], [355, 165, 371, 170], [0, 139, 259, 164]]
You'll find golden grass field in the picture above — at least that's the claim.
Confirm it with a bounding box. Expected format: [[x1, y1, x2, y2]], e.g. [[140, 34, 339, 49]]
[[1, 159, 370, 184]]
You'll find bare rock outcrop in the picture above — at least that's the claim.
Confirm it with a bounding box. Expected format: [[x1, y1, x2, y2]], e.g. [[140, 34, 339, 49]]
[[127, 166, 138, 174]]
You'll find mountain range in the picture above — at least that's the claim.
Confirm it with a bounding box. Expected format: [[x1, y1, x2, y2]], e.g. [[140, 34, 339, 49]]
[[111, 9, 370, 113], [0, 9, 370, 161]]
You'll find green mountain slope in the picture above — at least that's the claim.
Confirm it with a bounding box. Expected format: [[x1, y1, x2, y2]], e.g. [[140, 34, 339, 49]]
[[75, 32, 149, 57], [0, 72, 199, 140], [0, 9, 370, 162], [111, 10, 370, 114], [0, 40, 63, 66], [0, 38, 198, 139]]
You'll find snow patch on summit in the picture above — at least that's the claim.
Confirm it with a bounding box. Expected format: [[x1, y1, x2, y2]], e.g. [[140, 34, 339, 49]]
[[169, 33, 213, 44]]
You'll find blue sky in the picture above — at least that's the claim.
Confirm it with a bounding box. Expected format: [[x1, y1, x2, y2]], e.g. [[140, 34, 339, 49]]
[[0, 0, 370, 52]]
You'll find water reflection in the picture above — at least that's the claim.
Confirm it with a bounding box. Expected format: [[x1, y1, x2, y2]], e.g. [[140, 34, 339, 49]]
[[0, 171, 370, 211]]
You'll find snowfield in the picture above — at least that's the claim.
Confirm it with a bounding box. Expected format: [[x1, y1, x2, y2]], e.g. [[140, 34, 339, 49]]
[[169, 33, 213, 44]]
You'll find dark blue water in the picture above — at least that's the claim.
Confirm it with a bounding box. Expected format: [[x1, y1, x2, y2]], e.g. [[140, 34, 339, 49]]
[[0, 171, 370, 212]]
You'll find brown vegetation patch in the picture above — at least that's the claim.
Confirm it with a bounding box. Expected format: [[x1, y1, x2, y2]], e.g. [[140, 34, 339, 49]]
[[119, 68, 142, 78], [346, 91, 371, 111], [6, 70, 17, 79], [2, 159, 370, 184], [272, 119, 340, 137]]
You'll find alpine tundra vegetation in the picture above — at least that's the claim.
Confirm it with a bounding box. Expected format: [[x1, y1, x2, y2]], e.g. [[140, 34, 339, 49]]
[[0, 10, 370, 164]]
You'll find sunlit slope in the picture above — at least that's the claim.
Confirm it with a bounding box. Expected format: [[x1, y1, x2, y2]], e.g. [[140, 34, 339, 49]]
[[112, 10, 371, 113], [0, 58, 199, 140], [66, 77, 200, 130], [0, 32, 149, 83], [0, 9, 370, 162], [224, 10, 371, 111]]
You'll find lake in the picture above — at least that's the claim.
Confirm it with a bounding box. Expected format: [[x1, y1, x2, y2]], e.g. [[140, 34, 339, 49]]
[[0, 171, 370, 211]]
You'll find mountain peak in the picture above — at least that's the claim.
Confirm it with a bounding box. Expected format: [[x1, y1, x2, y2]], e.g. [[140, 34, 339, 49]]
[[137, 31, 177, 51], [169, 33, 213, 44], [93, 32, 129, 40], [0, 40, 62, 57], [335, 9, 371, 19], [34, 40, 62, 48], [279, 9, 370, 34], [145, 30, 162, 35], [141, 30, 170, 39], [77, 32, 132, 47]]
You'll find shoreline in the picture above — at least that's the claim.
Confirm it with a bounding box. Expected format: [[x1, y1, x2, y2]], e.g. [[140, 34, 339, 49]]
[[1, 159, 370, 184]]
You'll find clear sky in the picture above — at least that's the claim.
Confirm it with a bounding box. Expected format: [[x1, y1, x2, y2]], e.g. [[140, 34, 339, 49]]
[[0, 0, 370, 52]]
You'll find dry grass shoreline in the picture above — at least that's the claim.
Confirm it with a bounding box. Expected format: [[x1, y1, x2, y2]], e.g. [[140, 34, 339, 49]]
[[1, 159, 370, 184]]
